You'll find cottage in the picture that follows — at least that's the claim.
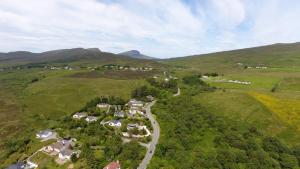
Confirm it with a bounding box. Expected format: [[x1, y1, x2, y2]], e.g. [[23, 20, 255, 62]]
[[97, 103, 109, 109], [72, 112, 87, 119], [36, 130, 53, 139], [103, 161, 121, 169], [108, 120, 122, 127], [58, 149, 75, 160], [85, 116, 98, 123], [6, 162, 25, 169], [128, 99, 144, 107], [114, 111, 125, 118]]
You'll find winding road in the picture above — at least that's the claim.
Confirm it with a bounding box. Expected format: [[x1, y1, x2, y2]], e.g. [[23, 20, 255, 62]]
[[138, 88, 181, 169], [137, 101, 159, 169]]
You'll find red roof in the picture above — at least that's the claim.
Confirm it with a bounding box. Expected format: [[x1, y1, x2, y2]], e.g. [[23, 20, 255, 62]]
[[103, 161, 120, 169]]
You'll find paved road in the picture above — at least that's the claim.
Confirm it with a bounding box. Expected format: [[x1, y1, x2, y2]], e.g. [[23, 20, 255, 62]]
[[137, 101, 159, 169], [173, 87, 181, 97]]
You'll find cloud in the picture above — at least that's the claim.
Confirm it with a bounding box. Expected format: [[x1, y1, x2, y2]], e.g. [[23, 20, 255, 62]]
[[0, 0, 300, 58]]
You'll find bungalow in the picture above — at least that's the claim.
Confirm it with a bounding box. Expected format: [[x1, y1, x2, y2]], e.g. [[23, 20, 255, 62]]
[[72, 112, 87, 119], [85, 116, 98, 123], [36, 130, 53, 139], [58, 149, 76, 160], [108, 120, 122, 127], [129, 107, 145, 116], [103, 161, 121, 169], [114, 111, 125, 118], [97, 103, 109, 108]]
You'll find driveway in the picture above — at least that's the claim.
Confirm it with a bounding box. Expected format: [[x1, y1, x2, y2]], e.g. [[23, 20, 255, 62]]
[[137, 101, 159, 169], [173, 87, 181, 97]]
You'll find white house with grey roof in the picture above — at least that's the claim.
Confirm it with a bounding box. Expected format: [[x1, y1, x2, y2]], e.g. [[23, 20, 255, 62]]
[[36, 130, 53, 139], [85, 116, 98, 123], [72, 112, 87, 119], [108, 120, 122, 127]]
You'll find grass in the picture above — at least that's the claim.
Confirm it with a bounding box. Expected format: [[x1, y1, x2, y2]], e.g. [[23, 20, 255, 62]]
[[23, 73, 145, 124], [192, 90, 284, 134], [70, 70, 159, 80]]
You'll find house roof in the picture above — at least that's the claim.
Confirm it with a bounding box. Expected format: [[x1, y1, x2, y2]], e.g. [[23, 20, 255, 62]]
[[6, 162, 25, 169], [86, 116, 97, 120], [60, 149, 74, 156], [103, 161, 120, 169], [111, 120, 121, 124], [51, 142, 64, 150], [37, 130, 52, 136], [74, 112, 87, 116]]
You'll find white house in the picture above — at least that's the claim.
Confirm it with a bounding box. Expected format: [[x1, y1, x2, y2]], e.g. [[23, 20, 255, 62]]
[[26, 160, 38, 169], [108, 120, 122, 127], [85, 116, 98, 123], [36, 130, 53, 139], [72, 112, 87, 119], [129, 107, 145, 116], [44, 142, 65, 153], [97, 103, 109, 109], [128, 99, 144, 107]]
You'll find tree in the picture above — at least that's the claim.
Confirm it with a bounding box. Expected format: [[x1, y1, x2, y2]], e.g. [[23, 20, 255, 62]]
[[280, 153, 299, 169], [71, 153, 78, 162]]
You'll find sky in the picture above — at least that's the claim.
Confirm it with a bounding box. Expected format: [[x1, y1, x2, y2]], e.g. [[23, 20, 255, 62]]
[[1, 0, 300, 58]]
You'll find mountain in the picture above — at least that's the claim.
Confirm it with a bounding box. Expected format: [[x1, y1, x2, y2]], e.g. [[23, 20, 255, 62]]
[[164, 42, 300, 72], [0, 48, 160, 67], [118, 50, 156, 60]]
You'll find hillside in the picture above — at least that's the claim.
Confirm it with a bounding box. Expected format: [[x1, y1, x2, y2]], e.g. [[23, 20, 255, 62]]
[[0, 48, 161, 68], [165, 42, 300, 72], [118, 50, 156, 60]]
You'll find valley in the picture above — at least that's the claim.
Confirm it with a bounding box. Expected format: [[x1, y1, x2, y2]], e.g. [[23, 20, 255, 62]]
[[0, 43, 299, 169]]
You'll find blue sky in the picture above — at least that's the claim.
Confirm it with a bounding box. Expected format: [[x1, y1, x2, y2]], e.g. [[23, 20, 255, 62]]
[[1, 0, 300, 58]]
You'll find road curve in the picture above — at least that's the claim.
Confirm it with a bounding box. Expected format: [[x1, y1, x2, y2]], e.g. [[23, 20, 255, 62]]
[[137, 101, 159, 169]]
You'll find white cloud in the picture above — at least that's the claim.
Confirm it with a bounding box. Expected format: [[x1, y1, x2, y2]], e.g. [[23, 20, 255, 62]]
[[0, 0, 300, 58]]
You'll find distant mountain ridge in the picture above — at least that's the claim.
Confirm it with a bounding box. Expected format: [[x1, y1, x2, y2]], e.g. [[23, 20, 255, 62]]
[[0, 48, 160, 67], [118, 50, 156, 60]]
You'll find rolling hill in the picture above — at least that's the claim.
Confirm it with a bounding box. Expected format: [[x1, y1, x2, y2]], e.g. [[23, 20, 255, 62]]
[[165, 42, 300, 72]]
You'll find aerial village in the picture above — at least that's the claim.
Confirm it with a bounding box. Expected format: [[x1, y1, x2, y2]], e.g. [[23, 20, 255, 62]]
[[6, 96, 154, 169]]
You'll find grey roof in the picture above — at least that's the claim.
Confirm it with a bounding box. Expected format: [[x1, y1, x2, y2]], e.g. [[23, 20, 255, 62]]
[[6, 162, 25, 169], [111, 120, 121, 124], [37, 130, 52, 136], [60, 149, 74, 156]]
